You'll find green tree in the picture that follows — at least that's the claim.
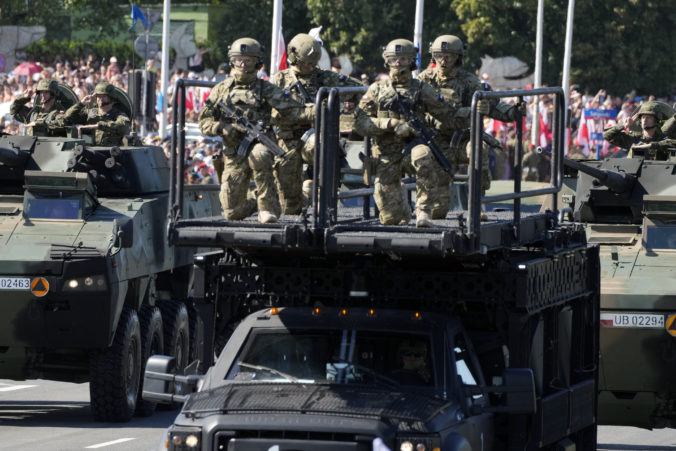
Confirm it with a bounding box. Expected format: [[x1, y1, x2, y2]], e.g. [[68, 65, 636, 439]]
[[306, 0, 461, 73], [210, 0, 311, 71]]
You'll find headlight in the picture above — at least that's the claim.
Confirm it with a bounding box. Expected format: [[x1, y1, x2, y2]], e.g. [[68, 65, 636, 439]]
[[64, 275, 107, 291], [167, 426, 201, 450], [397, 435, 441, 451]]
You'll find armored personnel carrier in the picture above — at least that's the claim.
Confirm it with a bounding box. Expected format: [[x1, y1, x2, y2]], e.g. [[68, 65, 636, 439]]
[[0, 90, 220, 422], [560, 154, 676, 429], [143, 83, 600, 450]]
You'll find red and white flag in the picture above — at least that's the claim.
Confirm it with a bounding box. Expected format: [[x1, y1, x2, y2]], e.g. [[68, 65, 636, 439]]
[[277, 28, 287, 72]]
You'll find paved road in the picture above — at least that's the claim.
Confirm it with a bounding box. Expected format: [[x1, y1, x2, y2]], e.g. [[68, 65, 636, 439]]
[[2, 378, 676, 450], [0, 379, 175, 451]]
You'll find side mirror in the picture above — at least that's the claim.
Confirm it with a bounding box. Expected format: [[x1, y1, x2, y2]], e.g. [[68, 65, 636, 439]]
[[502, 368, 536, 414], [142, 355, 202, 404], [112, 217, 133, 248], [142, 355, 178, 404]]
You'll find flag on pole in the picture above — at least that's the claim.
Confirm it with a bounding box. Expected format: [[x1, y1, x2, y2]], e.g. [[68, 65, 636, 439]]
[[277, 28, 287, 72], [129, 4, 149, 30]]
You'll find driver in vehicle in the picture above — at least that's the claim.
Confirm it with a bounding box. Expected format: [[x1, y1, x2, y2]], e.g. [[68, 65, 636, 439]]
[[390, 339, 431, 385]]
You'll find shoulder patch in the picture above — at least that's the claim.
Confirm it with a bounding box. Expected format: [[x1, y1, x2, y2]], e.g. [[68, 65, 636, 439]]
[[283, 90, 290, 96], [338, 74, 346, 80]]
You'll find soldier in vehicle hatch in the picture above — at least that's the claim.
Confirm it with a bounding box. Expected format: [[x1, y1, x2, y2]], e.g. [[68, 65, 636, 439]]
[[10, 78, 74, 137], [270, 33, 362, 215], [603, 101, 676, 160], [417, 35, 525, 216], [57, 82, 130, 146], [198, 37, 314, 224], [353, 39, 458, 228]]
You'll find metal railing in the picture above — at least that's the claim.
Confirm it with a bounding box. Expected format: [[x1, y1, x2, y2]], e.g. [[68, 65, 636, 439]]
[[468, 87, 565, 240]]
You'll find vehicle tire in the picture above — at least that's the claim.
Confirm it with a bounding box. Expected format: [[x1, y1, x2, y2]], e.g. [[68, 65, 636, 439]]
[[90, 308, 142, 422], [135, 305, 163, 417], [158, 301, 190, 410]]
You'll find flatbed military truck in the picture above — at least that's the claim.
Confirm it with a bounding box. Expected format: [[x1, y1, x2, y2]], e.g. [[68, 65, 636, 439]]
[[144, 83, 600, 450], [0, 89, 221, 422]]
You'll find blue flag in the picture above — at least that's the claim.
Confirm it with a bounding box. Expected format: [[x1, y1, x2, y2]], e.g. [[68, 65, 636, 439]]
[[129, 4, 149, 30]]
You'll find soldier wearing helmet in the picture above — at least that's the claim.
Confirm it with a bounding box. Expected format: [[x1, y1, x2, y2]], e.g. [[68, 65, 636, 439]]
[[354, 38, 459, 227], [58, 82, 130, 146], [603, 100, 676, 160], [269, 33, 361, 215], [9, 78, 73, 136], [198, 37, 315, 223], [417, 34, 525, 218]]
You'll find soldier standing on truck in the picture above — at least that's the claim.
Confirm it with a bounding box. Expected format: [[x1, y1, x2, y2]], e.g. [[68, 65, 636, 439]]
[[57, 82, 130, 146], [417, 35, 525, 217], [198, 37, 314, 224], [353, 39, 458, 227], [10, 78, 74, 137], [270, 33, 362, 215], [603, 101, 676, 160]]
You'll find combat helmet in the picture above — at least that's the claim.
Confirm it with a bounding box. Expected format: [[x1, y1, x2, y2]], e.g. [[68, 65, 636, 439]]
[[228, 37, 264, 68], [94, 82, 116, 96], [382, 39, 418, 70], [429, 35, 466, 55], [36, 78, 59, 96], [429, 35, 467, 67], [287, 33, 322, 66], [634, 101, 675, 122]]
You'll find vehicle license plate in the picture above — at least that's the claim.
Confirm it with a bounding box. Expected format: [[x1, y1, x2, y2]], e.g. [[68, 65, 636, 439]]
[[600, 312, 665, 328], [0, 277, 31, 290]]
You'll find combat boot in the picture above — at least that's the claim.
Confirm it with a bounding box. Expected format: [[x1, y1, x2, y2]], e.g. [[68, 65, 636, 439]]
[[259, 211, 278, 224], [416, 211, 433, 228]]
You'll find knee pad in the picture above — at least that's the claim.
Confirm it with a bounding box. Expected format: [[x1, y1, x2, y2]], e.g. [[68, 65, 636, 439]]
[[248, 143, 273, 171]]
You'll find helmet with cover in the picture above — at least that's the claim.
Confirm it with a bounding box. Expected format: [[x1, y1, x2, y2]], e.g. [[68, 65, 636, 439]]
[[382, 39, 418, 70], [429, 35, 466, 67], [36, 78, 59, 96], [634, 101, 674, 122], [228, 37, 264, 69], [287, 33, 322, 67], [94, 82, 115, 96]]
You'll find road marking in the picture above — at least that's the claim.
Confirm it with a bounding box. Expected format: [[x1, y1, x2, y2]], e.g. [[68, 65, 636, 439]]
[[0, 384, 36, 392], [85, 438, 135, 449]]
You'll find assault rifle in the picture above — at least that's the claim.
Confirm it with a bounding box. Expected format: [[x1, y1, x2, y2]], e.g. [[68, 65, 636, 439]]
[[390, 91, 453, 175], [210, 99, 287, 158]]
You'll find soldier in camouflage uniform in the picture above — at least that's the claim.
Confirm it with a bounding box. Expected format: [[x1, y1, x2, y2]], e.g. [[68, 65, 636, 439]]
[[10, 78, 73, 136], [417, 35, 524, 217], [663, 114, 676, 138], [270, 33, 362, 215], [58, 82, 130, 146], [353, 39, 457, 227], [603, 101, 676, 160], [198, 37, 314, 223]]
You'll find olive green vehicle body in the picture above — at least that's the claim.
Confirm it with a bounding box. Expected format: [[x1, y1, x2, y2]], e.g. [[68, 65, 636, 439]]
[[0, 133, 219, 415], [561, 156, 676, 428]]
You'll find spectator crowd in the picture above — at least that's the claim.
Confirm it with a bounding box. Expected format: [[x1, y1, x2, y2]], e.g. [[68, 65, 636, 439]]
[[1, 53, 675, 186]]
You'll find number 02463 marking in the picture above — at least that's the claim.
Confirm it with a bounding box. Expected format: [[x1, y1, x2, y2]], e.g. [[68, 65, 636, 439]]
[[600, 312, 664, 328], [0, 277, 31, 290]]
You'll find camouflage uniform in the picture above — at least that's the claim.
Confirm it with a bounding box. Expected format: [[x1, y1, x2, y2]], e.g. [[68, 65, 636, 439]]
[[59, 83, 130, 146], [198, 38, 313, 222], [270, 34, 362, 214], [663, 114, 676, 138], [417, 35, 521, 217], [603, 124, 676, 160], [10, 79, 70, 137], [354, 40, 456, 225], [603, 101, 676, 161], [521, 148, 542, 181]]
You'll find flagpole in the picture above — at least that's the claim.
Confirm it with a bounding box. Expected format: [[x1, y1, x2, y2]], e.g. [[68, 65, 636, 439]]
[[270, 0, 282, 76], [159, 0, 171, 139], [531, 0, 544, 147], [561, 0, 575, 155], [413, 0, 424, 77]]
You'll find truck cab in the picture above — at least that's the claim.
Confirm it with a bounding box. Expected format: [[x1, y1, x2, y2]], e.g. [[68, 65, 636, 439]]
[[146, 306, 538, 451]]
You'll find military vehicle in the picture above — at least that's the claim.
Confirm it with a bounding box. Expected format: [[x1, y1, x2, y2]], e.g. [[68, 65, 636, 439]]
[[144, 83, 600, 450], [0, 88, 221, 422], [559, 152, 676, 429]]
